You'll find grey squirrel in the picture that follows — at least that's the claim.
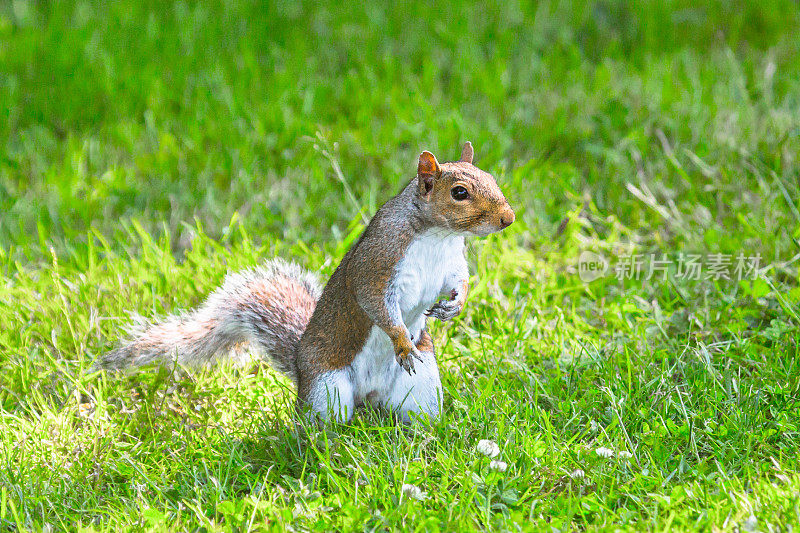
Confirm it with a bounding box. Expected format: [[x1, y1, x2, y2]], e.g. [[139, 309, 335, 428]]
[[98, 142, 515, 423]]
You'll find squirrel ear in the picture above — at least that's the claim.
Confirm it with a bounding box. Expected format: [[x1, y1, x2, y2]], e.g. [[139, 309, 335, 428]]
[[417, 151, 440, 198], [418, 151, 440, 176], [459, 141, 474, 164]]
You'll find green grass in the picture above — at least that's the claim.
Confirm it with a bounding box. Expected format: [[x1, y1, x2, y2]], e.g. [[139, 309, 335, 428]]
[[2, 0, 800, 530]]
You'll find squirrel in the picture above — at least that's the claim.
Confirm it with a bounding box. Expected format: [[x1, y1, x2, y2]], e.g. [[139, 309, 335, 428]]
[[98, 142, 515, 423]]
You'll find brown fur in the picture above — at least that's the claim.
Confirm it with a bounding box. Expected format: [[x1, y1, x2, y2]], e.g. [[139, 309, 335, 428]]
[[296, 184, 424, 398], [414, 329, 434, 354]]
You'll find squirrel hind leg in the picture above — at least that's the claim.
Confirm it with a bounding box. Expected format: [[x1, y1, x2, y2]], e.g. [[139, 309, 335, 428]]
[[384, 332, 442, 425], [299, 368, 355, 424]]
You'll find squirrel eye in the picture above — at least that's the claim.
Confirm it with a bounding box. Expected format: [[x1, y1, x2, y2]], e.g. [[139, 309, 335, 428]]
[[451, 185, 469, 201]]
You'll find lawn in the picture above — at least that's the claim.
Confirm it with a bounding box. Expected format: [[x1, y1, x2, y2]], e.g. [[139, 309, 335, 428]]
[[2, 0, 800, 530]]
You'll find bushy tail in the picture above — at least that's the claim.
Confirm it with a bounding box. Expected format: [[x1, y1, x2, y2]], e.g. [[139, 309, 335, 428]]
[[97, 259, 321, 382]]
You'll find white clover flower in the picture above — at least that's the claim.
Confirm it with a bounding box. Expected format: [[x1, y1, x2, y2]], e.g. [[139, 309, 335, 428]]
[[78, 402, 93, 418], [401, 483, 427, 501], [489, 460, 508, 472], [569, 469, 585, 480], [618, 451, 633, 460], [595, 447, 614, 458], [477, 439, 500, 458]]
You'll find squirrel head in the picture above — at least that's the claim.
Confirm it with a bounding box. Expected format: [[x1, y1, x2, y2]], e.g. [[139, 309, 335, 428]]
[[416, 142, 515, 236]]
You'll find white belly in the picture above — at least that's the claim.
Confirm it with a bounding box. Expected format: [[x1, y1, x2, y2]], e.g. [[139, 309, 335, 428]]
[[394, 229, 466, 323], [350, 229, 465, 402]]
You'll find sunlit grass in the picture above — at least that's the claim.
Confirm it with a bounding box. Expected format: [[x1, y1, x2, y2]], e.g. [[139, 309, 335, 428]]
[[2, 0, 800, 530]]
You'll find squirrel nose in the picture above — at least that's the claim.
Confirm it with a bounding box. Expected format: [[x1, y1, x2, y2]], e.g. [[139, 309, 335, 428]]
[[499, 209, 515, 229]]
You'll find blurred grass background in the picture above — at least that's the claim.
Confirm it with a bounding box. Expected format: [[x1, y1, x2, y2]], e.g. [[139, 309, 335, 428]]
[[2, 0, 800, 530], [3, 0, 798, 263]]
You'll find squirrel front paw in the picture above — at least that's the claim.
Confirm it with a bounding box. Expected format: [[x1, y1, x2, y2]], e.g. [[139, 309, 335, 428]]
[[394, 339, 423, 375], [426, 300, 463, 321], [426, 288, 465, 321]]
